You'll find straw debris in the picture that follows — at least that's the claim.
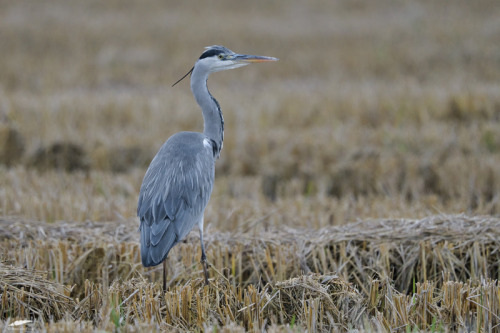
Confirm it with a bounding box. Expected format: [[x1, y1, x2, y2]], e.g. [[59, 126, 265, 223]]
[[71, 274, 364, 331], [0, 262, 75, 322], [267, 274, 365, 331], [0, 216, 499, 331]]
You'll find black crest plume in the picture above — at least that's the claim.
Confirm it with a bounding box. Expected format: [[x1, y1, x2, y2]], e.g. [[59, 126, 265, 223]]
[[172, 66, 194, 87]]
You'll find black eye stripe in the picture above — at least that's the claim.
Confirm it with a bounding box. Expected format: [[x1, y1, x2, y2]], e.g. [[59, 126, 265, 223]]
[[199, 49, 222, 60]]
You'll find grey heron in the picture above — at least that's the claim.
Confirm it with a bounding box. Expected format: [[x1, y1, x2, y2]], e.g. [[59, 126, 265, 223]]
[[137, 45, 277, 291]]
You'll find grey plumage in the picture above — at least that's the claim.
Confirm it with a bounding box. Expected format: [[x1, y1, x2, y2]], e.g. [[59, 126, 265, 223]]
[[137, 46, 277, 289], [138, 132, 214, 266]]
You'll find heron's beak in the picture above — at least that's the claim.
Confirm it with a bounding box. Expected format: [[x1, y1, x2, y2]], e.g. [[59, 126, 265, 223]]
[[233, 54, 279, 63]]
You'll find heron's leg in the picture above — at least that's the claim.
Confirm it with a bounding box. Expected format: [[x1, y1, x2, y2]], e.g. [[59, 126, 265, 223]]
[[199, 218, 209, 285], [162, 260, 167, 293], [200, 231, 209, 285]]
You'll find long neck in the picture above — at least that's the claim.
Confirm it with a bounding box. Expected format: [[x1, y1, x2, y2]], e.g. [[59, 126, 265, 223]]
[[190, 66, 224, 159]]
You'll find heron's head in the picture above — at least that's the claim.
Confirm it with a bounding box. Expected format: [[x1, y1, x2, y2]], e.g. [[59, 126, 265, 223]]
[[172, 45, 278, 86], [196, 45, 278, 74]]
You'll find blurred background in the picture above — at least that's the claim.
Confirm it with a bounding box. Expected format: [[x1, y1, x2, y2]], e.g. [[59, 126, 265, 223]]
[[0, 0, 499, 228]]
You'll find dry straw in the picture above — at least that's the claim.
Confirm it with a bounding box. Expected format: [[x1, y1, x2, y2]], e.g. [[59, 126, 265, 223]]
[[1, 215, 499, 331], [0, 262, 74, 322], [71, 274, 362, 331], [1, 267, 498, 331], [1, 214, 498, 292]]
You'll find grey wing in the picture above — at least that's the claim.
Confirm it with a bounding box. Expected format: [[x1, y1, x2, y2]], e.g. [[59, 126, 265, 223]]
[[137, 133, 215, 267]]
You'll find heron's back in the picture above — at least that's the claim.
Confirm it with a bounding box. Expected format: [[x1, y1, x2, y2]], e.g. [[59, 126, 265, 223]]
[[138, 131, 215, 267]]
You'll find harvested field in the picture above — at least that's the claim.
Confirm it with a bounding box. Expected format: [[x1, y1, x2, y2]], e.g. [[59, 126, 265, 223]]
[[1, 216, 500, 331], [1, 0, 500, 331]]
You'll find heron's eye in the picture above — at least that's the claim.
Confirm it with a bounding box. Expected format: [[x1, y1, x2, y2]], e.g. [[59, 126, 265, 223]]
[[218, 54, 224, 60]]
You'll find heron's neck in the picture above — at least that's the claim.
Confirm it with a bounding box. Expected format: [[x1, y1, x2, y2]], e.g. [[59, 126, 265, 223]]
[[190, 67, 224, 159]]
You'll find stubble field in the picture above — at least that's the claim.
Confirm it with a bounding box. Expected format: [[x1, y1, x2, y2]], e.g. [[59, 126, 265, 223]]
[[0, 0, 499, 331]]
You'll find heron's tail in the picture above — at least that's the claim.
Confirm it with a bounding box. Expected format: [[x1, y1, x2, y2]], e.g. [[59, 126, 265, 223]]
[[140, 218, 178, 267]]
